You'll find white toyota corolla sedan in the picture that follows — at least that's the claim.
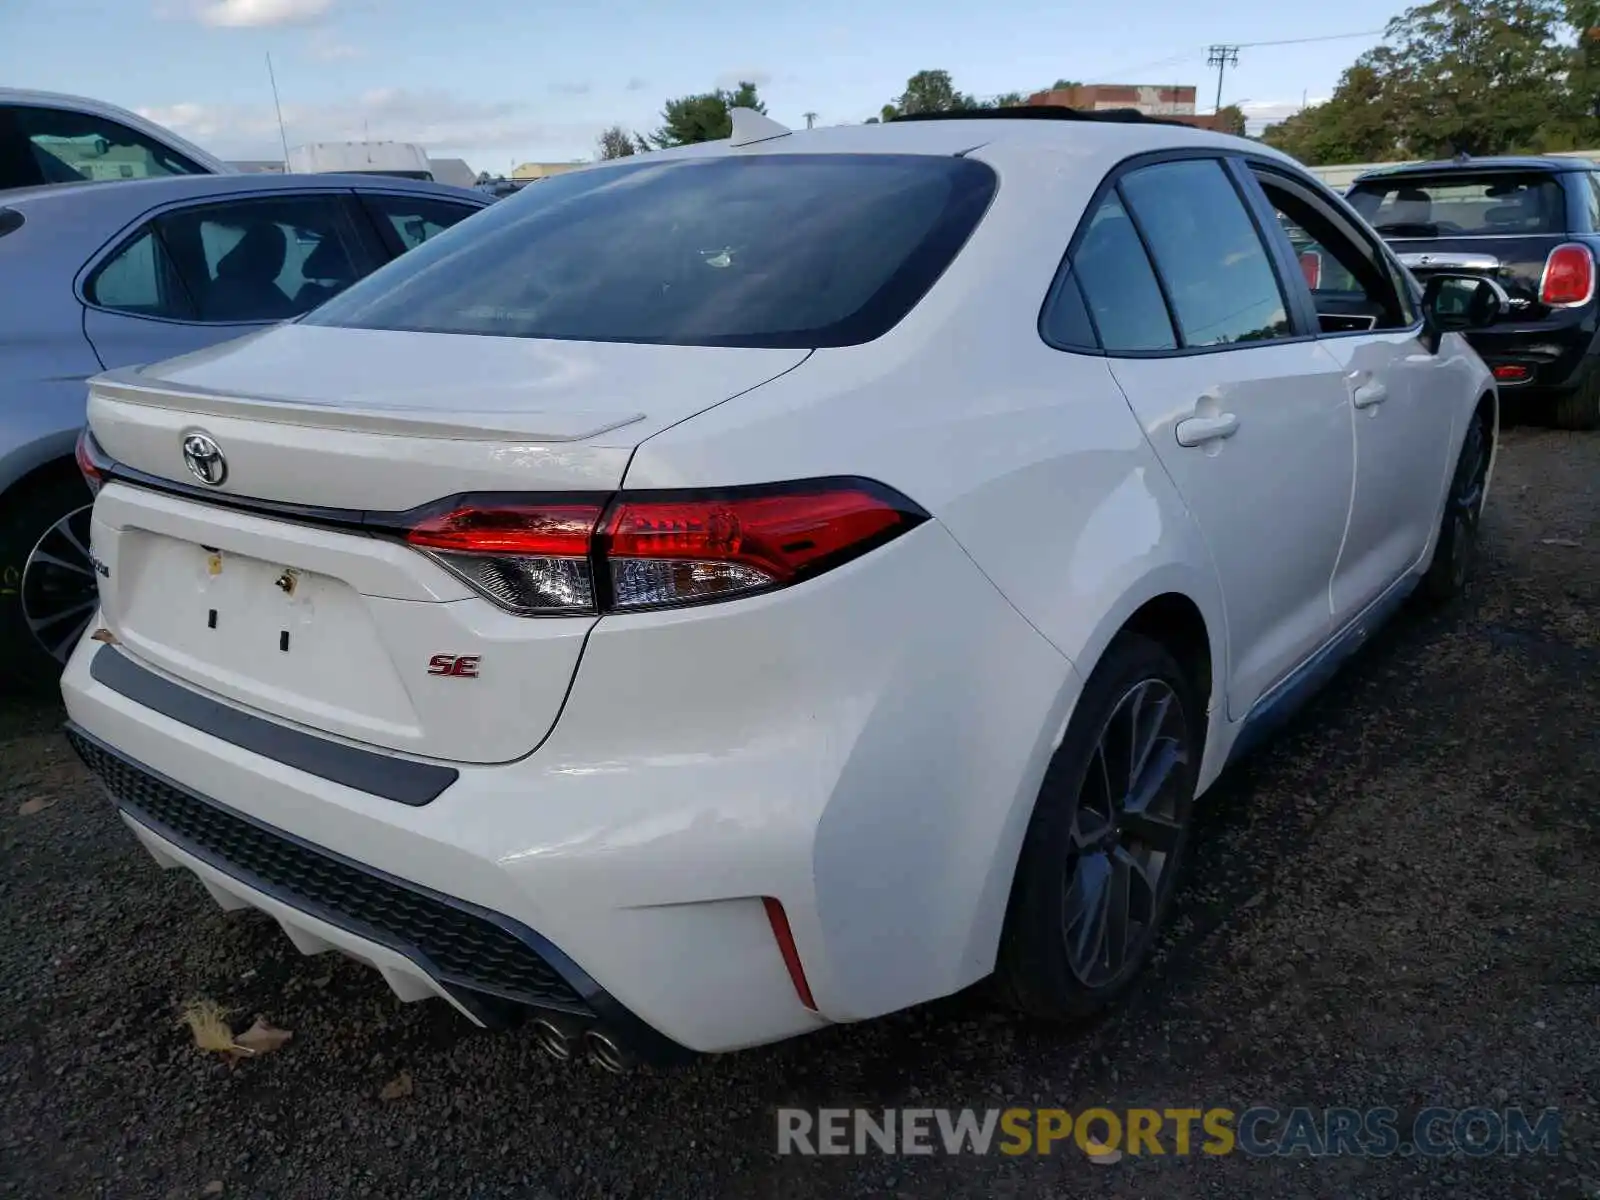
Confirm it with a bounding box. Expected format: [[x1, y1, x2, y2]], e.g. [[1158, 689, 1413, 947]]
[[62, 108, 1499, 1069]]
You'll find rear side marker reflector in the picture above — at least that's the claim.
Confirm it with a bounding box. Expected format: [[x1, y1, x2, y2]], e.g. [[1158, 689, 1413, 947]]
[[397, 479, 928, 617], [762, 896, 818, 1011]]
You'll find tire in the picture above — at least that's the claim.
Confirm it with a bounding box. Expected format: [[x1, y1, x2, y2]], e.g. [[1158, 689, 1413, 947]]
[[994, 632, 1202, 1020], [0, 470, 97, 695], [1552, 368, 1600, 431], [1421, 407, 1493, 605]]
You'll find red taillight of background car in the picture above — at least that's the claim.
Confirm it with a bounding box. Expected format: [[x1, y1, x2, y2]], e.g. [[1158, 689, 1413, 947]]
[[1298, 250, 1322, 290], [75, 428, 107, 496], [399, 480, 927, 616], [1540, 243, 1595, 307]]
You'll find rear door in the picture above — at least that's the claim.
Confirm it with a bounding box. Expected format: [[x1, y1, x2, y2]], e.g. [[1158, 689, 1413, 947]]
[[1247, 163, 1451, 620], [1066, 154, 1355, 719], [82, 190, 381, 370]]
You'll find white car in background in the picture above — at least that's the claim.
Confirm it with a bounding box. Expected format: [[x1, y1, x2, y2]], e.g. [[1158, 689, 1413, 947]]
[[0, 89, 229, 191], [62, 108, 1499, 1069]]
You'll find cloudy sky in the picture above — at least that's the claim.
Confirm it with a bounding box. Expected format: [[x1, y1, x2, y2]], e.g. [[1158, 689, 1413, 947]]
[[1, 0, 1404, 172]]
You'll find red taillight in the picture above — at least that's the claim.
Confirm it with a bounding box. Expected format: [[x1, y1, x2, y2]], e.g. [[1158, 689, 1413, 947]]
[[397, 480, 925, 616], [404, 500, 605, 615], [1298, 250, 1322, 290], [601, 484, 916, 610], [1540, 243, 1594, 306], [75, 428, 106, 496], [1492, 363, 1530, 382]]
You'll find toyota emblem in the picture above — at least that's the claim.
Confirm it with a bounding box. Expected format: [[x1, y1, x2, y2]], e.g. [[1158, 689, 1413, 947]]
[[181, 432, 227, 487]]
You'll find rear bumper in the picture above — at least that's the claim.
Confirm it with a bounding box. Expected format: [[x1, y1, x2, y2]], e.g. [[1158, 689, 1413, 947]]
[[61, 520, 1079, 1055], [1463, 306, 1598, 392]]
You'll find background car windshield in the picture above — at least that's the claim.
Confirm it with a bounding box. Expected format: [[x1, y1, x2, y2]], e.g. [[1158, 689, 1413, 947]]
[[1347, 173, 1565, 236], [303, 154, 997, 348]]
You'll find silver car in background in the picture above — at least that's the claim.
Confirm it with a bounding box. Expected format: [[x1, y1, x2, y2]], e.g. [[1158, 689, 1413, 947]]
[[0, 173, 491, 688]]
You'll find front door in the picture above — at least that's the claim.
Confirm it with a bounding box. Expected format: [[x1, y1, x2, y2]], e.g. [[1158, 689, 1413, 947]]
[[1247, 164, 1453, 620]]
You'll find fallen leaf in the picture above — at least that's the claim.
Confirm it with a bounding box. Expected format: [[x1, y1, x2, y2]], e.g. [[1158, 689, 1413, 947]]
[[232, 1018, 292, 1057], [1540, 537, 1581, 547], [181, 999, 237, 1055], [89, 627, 120, 645], [203, 1183, 224, 1197], [379, 1069, 414, 1101], [18, 797, 57, 816]]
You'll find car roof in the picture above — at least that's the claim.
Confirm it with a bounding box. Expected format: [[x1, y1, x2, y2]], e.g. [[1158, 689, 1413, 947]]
[[1352, 155, 1597, 183], [608, 108, 1298, 176], [0, 87, 231, 175], [0, 171, 489, 214]]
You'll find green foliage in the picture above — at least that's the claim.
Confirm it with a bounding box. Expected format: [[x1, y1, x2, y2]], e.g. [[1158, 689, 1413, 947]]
[[1214, 104, 1247, 136], [596, 125, 641, 160], [1264, 0, 1597, 165], [651, 81, 767, 148]]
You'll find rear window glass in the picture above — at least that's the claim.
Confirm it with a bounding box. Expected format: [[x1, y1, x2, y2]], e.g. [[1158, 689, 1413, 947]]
[[1347, 173, 1566, 237], [303, 154, 997, 348]]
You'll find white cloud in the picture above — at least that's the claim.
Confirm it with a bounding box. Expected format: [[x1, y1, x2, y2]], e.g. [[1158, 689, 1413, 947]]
[[175, 0, 334, 27], [625, 77, 649, 92], [139, 88, 604, 163]]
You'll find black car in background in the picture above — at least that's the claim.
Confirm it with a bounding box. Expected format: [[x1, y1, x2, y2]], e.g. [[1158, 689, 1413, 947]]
[[1348, 156, 1600, 429]]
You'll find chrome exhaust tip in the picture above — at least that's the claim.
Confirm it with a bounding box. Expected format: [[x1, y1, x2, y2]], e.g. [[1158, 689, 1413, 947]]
[[583, 1029, 631, 1074], [531, 1018, 577, 1063]]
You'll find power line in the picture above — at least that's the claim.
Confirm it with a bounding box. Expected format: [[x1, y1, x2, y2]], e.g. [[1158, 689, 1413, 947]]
[[1084, 28, 1387, 89]]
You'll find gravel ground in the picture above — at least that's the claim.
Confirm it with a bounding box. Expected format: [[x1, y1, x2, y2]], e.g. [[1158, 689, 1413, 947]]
[[2, 425, 1597, 1200]]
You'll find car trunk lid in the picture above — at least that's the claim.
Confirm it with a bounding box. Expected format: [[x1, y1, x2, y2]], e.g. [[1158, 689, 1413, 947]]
[[83, 324, 810, 766]]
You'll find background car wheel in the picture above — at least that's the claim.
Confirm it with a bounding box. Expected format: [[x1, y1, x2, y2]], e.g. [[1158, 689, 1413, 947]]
[[0, 471, 97, 694], [1552, 368, 1600, 431], [1422, 409, 1493, 604], [995, 632, 1202, 1021]]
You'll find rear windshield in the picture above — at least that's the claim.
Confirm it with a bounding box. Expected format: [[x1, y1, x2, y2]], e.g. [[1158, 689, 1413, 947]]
[[1347, 172, 1566, 237], [303, 153, 997, 348]]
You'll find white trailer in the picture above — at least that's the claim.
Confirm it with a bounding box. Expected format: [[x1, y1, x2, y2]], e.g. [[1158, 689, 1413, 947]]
[[286, 141, 433, 180]]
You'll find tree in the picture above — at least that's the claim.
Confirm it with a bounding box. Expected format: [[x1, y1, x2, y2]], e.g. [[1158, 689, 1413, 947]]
[[1052, 78, 1082, 90], [880, 69, 985, 121], [1263, 0, 1577, 164], [993, 91, 1026, 108], [1213, 104, 1247, 137], [651, 81, 766, 148], [596, 125, 641, 160]]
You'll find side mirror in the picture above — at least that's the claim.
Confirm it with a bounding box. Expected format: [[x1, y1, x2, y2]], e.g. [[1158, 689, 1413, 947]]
[[1420, 272, 1508, 352]]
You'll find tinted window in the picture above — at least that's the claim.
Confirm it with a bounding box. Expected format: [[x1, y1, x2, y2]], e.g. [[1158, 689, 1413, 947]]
[[155, 195, 367, 322], [1120, 160, 1291, 347], [8, 105, 206, 186], [305, 155, 998, 348], [361, 194, 480, 253], [1069, 194, 1176, 352], [87, 227, 195, 319], [1347, 173, 1566, 237]]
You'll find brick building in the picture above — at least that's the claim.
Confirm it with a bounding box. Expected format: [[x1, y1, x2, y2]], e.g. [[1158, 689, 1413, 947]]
[[1023, 84, 1237, 132]]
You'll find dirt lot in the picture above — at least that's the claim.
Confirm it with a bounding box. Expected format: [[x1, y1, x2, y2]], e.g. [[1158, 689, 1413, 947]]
[[2, 425, 1597, 1200]]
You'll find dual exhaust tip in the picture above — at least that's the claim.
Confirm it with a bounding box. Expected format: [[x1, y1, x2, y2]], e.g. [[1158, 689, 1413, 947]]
[[531, 1018, 630, 1074]]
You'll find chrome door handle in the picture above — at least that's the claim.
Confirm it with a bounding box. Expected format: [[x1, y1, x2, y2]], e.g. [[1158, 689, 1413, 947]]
[[1352, 380, 1388, 409], [1175, 412, 1241, 447]]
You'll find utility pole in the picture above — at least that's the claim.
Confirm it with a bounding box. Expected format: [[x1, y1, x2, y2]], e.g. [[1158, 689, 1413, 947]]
[[1206, 44, 1240, 113], [803, 111, 818, 129]]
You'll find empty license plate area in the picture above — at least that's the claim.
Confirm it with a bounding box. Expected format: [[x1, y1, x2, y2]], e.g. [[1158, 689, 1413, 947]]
[[111, 527, 423, 740]]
